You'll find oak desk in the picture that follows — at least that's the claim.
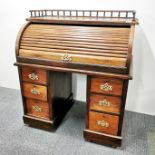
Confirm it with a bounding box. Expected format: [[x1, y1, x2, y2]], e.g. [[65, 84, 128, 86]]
[[15, 10, 138, 147]]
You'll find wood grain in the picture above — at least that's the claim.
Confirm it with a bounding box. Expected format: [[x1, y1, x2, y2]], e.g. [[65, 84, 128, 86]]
[[22, 67, 47, 84], [18, 24, 130, 68], [19, 49, 127, 67], [26, 99, 49, 119], [84, 129, 122, 147], [14, 11, 138, 147], [15, 62, 131, 79], [90, 94, 121, 114], [89, 111, 119, 135], [23, 82, 47, 101], [90, 77, 123, 96]]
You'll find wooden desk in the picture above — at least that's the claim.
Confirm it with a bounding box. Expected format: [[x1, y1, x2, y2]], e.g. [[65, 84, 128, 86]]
[[15, 10, 138, 147]]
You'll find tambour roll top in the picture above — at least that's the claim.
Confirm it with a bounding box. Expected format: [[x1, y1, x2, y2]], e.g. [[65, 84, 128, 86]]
[[16, 10, 138, 75]]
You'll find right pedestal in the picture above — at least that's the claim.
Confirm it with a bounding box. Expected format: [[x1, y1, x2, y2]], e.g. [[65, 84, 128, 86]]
[[84, 75, 129, 147]]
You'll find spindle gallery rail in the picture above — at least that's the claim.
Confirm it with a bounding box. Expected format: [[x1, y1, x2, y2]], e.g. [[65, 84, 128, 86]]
[[29, 10, 136, 20]]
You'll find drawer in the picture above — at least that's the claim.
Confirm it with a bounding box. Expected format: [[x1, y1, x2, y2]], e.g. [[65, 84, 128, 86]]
[[26, 99, 49, 119], [90, 77, 123, 96], [23, 83, 47, 101], [90, 94, 121, 114], [89, 111, 119, 135], [22, 67, 47, 84]]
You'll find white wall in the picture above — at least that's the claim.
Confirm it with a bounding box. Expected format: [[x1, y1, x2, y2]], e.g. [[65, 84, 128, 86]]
[[0, 0, 155, 115]]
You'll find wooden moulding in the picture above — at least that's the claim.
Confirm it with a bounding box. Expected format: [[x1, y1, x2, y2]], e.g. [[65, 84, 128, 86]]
[[84, 129, 122, 147], [23, 115, 55, 130], [14, 62, 132, 80], [17, 57, 128, 75], [27, 18, 137, 26]]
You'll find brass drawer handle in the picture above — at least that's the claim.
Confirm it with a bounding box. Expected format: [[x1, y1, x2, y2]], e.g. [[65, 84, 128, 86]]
[[28, 73, 39, 80], [99, 99, 111, 107], [100, 83, 112, 91], [32, 105, 42, 112], [61, 53, 72, 62], [97, 120, 109, 128], [31, 87, 40, 95]]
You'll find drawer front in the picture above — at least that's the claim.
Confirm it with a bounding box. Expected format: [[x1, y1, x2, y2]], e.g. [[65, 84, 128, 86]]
[[90, 77, 123, 96], [26, 99, 49, 119], [23, 83, 47, 101], [22, 67, 47, 84], [89, 111, 119, 135], [90, 94, 121, 114]]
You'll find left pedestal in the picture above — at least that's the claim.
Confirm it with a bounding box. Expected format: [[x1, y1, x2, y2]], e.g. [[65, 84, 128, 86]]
[[18, 66, 73, 130]]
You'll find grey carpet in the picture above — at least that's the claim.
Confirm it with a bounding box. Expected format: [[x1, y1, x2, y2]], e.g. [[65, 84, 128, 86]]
[[0, 87, 155, 155]]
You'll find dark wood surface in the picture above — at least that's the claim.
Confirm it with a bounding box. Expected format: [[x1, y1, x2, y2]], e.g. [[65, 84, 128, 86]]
[[84, 129, 122, 147], [15, 62, 132, 79], [117, 80, 129, 136], [16, 57, 128, 75], [23, 115, 54, 130], [49, 71, 72, 119], [15, 10, 137, 147]]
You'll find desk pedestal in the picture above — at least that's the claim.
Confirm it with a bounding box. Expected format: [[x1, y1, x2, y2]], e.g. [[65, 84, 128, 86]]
[[18, 66, 73, 130]]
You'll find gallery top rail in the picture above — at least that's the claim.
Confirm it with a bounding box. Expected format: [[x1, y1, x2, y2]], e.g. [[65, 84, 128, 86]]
[[29, 9, 136, 21]]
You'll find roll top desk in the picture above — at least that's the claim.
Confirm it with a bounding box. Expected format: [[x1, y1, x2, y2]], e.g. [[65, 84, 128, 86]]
[[15, 10, 138, 147]]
